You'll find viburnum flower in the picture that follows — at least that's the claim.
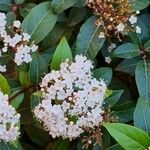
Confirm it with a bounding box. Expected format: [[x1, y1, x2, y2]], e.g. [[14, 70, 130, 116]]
[[0, 90, 20, 142], [0, 12, 38, 70], [34, 55, 107, 140], [87, 0, 141, 39]]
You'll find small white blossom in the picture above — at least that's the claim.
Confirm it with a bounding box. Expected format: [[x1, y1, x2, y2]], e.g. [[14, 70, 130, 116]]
[[0, 65, 6, 72], [105, 57, 112, 64], [136, 26, 141, 34], [13, 20, 21, 28], [116, 23, 125, 32], [0, 91, 20, 142], [99, 32, 105, 38], [129, 15, 137, 24], [108, 43, 116, 52], [34, 55, 107, 140], [136, 11, 140, 14], [23, 33, 31, 41]]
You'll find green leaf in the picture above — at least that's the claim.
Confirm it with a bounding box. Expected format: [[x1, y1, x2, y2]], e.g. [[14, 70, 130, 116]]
[[93, 67, 112, 85], [68, 7, 87, 26], [52, 138, 69, 150], [113, 102, 135, 123], [128, 31, 141, 46], [0, 142, 17, 150], [76, 16, 105, 59], [0, 0, 12, 11], [29, 52, 48, 84], [104, 90, 124, 108], [14, 0, 25, 4], [24, 125, 50, 147], [134, 97, 150, 134], [22, 2, 57, 44], [51, 0, 79, 14], [0, 74, 11, 95], [103, 123, 150, 150], [20, 3, 36, 18], [115, 57, 141, 75], [144, 39, 150, 52], [106, 144, 123, 150], [10, 92, 24, 110], [6, 11, 16, 27], [51, 37, 72, 70], [30, 95, 41, 109], [135, 60, 150, 102], [113, 43, 140, 59], [129, 0, 150, 11]]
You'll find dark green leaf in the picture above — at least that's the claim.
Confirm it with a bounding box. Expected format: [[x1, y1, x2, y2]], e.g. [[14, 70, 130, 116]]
[[134, 97, 150, 134], [29, 52, 48, 84], [104, 90, 124, 108], [93, 67, 112, 85], [0, 0, 12, 11], [20, 3, 36, 18], [135, 60, 150, 102], [113, 43, 140, 59], [22, 2, 57, 44], [76, 16, 105, 59], [115, 57, 141, 75], [129, 0, 150, 11], [10, 92, 24, 110], [51, 0, 79, 14]]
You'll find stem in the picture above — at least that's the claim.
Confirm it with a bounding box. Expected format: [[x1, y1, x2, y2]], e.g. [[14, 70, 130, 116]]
[[8, 84, 38, 102], [140, 46, 147, 60]]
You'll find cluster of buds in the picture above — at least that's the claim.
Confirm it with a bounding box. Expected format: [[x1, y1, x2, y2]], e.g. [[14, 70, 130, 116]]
[[87, 0, 141, 39]]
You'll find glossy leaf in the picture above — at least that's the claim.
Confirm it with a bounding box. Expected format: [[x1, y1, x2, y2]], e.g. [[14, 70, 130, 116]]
[[135, 60, 150, 102], [0, 74, 11, 95], [22, 2, 57, 44], [93, 67, 113, 85], [103, 123, 150, 150], [134, 97, 150, 134], [51, 0, 79, 14], [29, 52, 48, 84], [76, 16, 105, 59], [51, 37, 72, 70], [113, 43, 140, 59]]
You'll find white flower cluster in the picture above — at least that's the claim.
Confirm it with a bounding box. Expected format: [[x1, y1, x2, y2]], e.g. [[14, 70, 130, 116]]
[[34, 55, 107, 140], [0, 90, 20, 142], [0, 12, 38, 68]]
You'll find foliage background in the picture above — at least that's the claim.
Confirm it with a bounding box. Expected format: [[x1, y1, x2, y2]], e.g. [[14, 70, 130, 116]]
[[1, 0, 150, 149]]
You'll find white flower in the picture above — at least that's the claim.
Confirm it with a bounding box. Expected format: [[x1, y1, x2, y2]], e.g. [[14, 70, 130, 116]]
[[136, 11, 140, 14], [136, 26, 141, 34], [34, 55, 107, 140], [0, 65, 6, 72], [129, 15, 137, 24], [0, 90, 20, 142], [105, 57, 112, 64], [108, 43, 116, 52], [116, 23, 125, 32], [13, 20, 21, 28], [23, 33, 31, 41], [99, 32, 105, 38]]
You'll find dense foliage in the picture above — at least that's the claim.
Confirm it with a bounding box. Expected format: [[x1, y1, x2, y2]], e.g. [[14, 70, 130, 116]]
[[0, 0, 150, 149]]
